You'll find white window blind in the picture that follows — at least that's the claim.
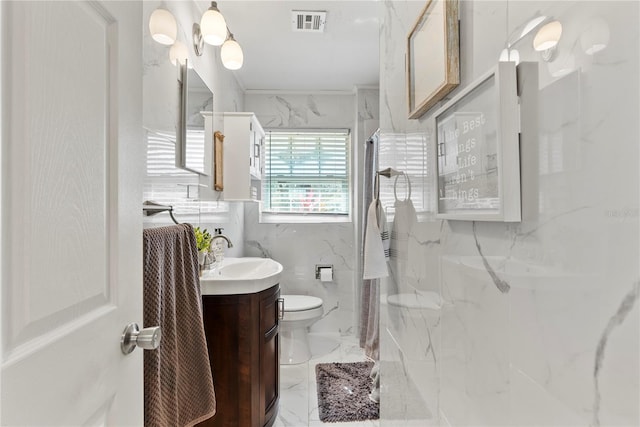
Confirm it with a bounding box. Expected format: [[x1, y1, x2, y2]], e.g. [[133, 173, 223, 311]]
[[263, 130, 350, 215], [377, 132, 431, 219], [143, 129, 228, 221]]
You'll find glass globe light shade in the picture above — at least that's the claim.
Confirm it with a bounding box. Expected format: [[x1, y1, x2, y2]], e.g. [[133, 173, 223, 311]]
[[200, 6, 227, 46], [169, 41, 189, 66], [221, 37, 243, 70], [533, 20, 562, 51], [149, 8, 177, 45]]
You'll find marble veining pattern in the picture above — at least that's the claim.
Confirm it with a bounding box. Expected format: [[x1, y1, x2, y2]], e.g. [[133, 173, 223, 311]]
[[243, 90, 376, 337], [246, 94, 354, 129], [592, 280, 640, 427], [378, 1, 639, 426], [242, 208, 355, 335], [472, 222, 510, 293]]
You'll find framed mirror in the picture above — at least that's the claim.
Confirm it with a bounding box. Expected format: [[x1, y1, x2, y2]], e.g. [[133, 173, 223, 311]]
[[177, 60, 213, 175]]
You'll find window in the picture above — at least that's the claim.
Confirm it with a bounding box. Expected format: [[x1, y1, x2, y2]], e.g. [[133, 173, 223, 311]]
[[262, 130, 350, 217]]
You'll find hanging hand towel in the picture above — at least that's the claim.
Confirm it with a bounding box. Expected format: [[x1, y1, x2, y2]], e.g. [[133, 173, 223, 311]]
[[363, 199, 389, 279], [143, 224, 216, 427], [389, 198, 417, 285], [380, 204, 390, 261]]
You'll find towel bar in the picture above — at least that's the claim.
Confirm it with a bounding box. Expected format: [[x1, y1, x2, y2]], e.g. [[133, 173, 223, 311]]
[[143, 201, 180, 224], [374, 167, 402, 200]]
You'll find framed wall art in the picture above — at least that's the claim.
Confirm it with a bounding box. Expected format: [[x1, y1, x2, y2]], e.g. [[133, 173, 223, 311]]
[[407, 0, 460, 119], [433, 62, 521, 222]]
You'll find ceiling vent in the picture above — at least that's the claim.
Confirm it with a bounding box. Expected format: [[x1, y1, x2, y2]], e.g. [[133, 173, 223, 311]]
[[291, 10, 326, 33]]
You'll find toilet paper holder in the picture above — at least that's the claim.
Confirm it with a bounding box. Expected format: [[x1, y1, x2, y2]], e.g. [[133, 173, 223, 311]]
[[315, 264, 333, 280]]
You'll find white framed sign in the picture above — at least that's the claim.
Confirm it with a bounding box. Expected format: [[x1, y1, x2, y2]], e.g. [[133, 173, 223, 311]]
[[434, 62, 521, 222]]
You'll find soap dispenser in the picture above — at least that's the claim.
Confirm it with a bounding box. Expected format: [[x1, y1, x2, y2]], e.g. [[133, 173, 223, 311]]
[[212, 227, 225, 263]]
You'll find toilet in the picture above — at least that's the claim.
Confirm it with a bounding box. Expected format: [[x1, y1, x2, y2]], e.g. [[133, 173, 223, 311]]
[[279, 295, 324, 365]]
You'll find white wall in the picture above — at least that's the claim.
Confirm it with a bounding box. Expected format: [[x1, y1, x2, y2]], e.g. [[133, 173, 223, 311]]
[[142, 1, 382, 339], [243, 92, 378, 337], [143, 0, 246, 255], [378, 1, 639, 426]]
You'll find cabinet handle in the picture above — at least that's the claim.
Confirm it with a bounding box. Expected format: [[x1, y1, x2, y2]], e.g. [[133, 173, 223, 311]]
[[277, 297, 285, 322]]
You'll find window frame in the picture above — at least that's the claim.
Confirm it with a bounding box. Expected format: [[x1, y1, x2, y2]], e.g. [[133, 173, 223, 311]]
[[260, 128, 352, 224]]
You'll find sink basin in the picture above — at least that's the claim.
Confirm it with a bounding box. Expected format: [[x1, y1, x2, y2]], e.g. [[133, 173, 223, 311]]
[[200, 257, 283, 295]]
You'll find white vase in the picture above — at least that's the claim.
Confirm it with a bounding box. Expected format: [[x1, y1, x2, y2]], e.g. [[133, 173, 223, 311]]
[[197, 251, 207, 265]]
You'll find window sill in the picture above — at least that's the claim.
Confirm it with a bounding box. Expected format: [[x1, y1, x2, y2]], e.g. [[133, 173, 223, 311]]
[[258, 213, 351, 224]]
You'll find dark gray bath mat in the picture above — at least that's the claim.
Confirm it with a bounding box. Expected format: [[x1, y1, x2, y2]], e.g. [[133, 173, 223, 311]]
[[315, 361, 379, 423]]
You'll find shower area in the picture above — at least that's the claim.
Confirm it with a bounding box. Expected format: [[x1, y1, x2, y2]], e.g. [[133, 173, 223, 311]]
[[371, 1, 639, 426]]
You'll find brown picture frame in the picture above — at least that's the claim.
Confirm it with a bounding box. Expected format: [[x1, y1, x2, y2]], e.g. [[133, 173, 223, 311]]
[[406, 0, 460, 119]]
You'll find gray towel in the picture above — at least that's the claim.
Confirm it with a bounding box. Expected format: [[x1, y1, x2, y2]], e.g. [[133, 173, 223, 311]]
[[143, 224, 216, 427]]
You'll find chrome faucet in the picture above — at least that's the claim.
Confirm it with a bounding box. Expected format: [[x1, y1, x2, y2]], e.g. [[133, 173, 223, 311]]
[[211, 234, 233, 248]]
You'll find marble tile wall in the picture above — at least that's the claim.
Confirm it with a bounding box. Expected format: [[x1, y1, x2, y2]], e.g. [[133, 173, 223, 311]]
[[378, 1, 638, 426], [142, 1, 245, 255], [244, 91, 378, 336]]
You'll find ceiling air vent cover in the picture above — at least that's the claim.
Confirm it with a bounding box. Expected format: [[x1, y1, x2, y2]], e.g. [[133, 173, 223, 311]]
[[291, 10, 326, 32]]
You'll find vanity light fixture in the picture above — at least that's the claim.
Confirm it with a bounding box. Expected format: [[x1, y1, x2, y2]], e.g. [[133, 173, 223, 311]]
[[193, 23, 205, 57], [519, 15, 547, 40], [221, 33, 243, 70], [194, 2, 244, 70], [533, 20, 562, 61], [149, 3, 244, 70], [506, 14, 547, 48], [200, 2, 227, 46], [149, 8, 177, 45], [169, 41, 189, 66]]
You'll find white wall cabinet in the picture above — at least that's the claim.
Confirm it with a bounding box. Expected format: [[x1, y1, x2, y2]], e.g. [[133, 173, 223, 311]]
[[197, 111, 219, 200], [222, 112, 265, 201]]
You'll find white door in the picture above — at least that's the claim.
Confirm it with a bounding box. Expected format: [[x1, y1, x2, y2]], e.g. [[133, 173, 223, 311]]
[[1, 1, 144, 425]]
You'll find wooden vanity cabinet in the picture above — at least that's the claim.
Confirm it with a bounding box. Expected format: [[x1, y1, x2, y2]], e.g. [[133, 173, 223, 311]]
[[198, 284, 280, 427]]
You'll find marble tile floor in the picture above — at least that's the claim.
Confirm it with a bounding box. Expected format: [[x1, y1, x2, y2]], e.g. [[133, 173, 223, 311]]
[[275, 333, 379, 427]]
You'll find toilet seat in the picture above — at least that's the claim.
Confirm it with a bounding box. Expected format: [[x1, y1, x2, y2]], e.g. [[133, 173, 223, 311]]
[[282, 295, 323, 311], [281, 295, 323, 322]]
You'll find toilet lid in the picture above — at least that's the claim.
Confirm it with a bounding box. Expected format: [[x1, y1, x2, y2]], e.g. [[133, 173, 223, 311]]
[[282, 295, 323, 311]]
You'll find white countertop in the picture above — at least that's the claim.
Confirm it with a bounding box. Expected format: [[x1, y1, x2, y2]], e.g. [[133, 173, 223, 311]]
[[200, 257, 282, 295]]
